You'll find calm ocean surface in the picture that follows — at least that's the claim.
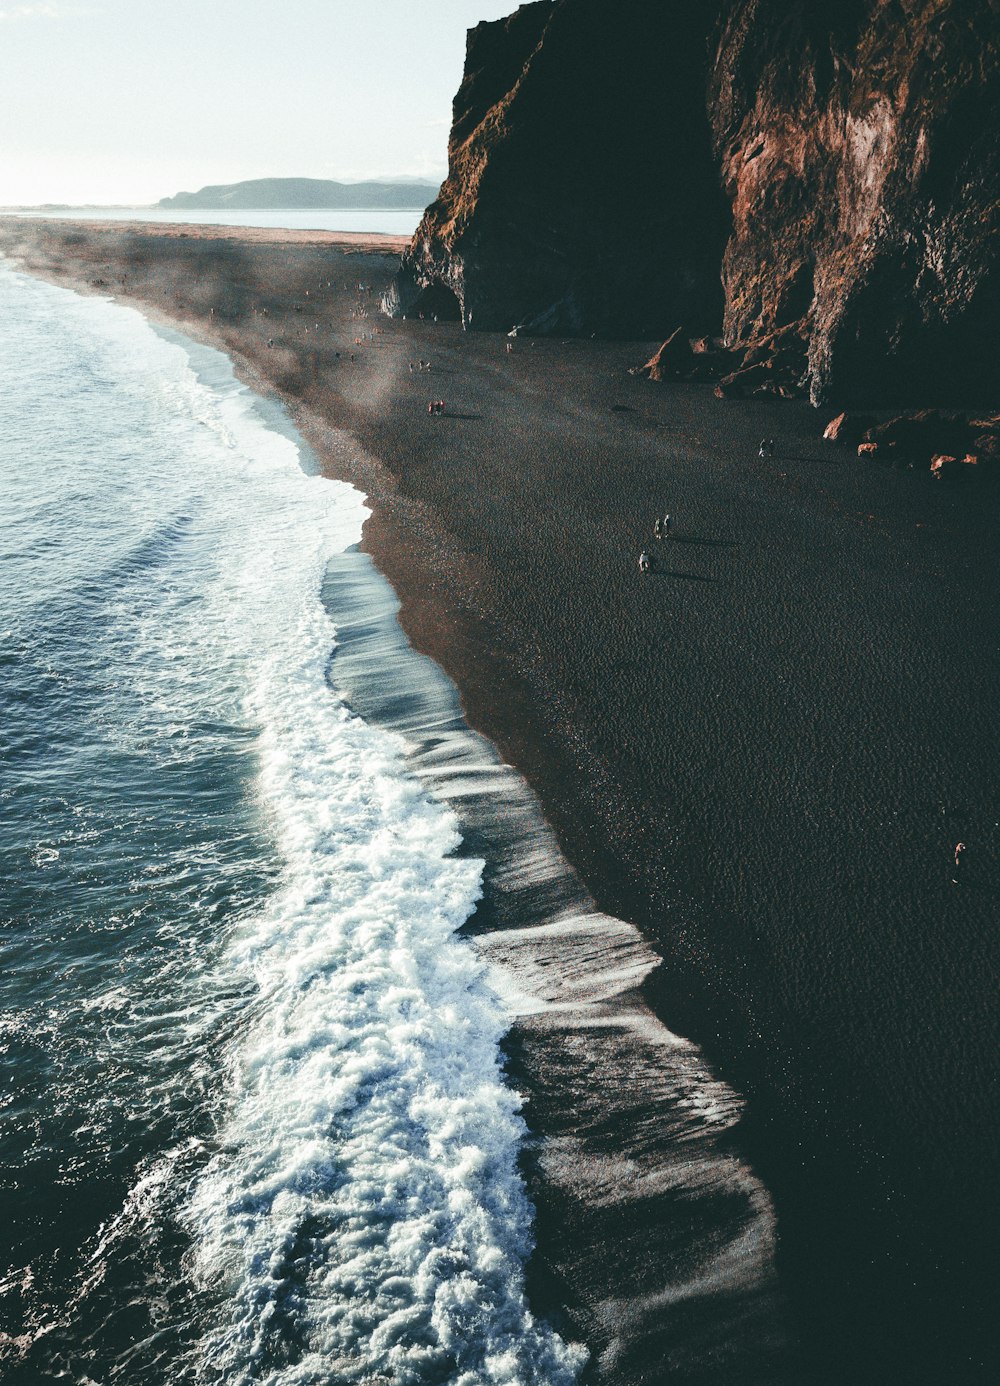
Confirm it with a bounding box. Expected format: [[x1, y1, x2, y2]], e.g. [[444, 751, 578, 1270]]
[[0, 264, 582, 1384]]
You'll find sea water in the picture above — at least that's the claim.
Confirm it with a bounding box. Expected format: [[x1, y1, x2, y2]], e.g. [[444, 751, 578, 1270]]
[[0, 263, 583, 1384]]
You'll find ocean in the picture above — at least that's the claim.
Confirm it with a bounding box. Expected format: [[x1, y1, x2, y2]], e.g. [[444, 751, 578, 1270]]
[[0, 262, 797, 1384], [0, 264, 583, 1384]]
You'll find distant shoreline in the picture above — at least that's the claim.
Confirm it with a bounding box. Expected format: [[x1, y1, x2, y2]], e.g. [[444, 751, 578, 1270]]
[[0, 209, 424, 238], [2, 216, 997, 1385], [0, 206, 428, 215], [0, 216, 412, 246]]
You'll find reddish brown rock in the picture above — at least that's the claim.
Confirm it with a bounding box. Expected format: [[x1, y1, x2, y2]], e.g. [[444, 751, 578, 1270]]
[[862, 410, 972, 464], [823, 412, 877, 445], [387, 0, 998, 409], [387, 1, 727, 337], [709, 0, 1000, 405], [824, 412, 848, 442], [719, 362, 773, 392], [857, 442, 879, 459], [714, 379, 744, 399], [972, 431, 1000, 460], [929, 452, 977, 481], [634, 327, 693, 381]]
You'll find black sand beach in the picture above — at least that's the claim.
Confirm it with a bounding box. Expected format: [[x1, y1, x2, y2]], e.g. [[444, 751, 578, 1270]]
[[2, 219, 997, 1384]]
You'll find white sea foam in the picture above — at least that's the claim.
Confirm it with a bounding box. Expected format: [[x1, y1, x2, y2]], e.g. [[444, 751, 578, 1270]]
[[2, 263, 794, 1383], [0, 266, 582, 1382], [119, 311, 579, 1383], [171, 393, 582, 1383], [139, 334, 583, 1384]]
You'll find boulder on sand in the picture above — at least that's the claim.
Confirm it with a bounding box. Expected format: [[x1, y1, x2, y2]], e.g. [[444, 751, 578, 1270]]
[[930, 453, 974, 482], [634, 327, 693, 381], [861, 410, 970, 464], [823, 411, 877, 445], [714, 379, 743, 399], [970, 423, 1000, 462]]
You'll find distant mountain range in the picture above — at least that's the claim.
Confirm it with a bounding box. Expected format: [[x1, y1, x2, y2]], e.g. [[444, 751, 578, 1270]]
[[158, 177, 441, 210]]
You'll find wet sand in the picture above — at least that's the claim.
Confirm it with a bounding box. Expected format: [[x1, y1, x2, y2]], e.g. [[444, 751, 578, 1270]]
[[2, 218, 997, 1384]]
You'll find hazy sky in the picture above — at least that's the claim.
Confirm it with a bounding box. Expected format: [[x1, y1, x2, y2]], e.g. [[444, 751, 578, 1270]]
[[0, 1, 520, 205]]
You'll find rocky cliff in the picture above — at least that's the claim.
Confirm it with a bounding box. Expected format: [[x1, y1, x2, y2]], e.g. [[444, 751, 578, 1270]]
[[712, 0, 1000, 403], [385, 0, 729, 338], [387, 0, 999, 406]]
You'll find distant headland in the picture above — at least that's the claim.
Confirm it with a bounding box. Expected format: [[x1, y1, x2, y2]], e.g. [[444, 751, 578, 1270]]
[[158, 176, 440, 211]]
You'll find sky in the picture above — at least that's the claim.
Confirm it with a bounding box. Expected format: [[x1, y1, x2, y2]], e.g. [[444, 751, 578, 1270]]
[[0, 0, 521, 205]]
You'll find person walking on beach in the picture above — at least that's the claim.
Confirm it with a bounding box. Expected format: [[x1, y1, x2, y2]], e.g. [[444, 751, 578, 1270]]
[[951, 841, 966, 885], [654, 517, 663, 541], [663, 512, 672, 538], [758, 438, 768, 459], [638, 550, 652, 573]]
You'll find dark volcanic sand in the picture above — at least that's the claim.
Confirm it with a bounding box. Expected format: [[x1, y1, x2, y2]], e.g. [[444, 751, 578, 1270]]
[[3, 219, 997, 1384]]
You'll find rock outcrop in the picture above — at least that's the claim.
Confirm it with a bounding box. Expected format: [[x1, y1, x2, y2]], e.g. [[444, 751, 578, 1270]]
[[387, 0, 729, 338], [386, 0, 999, 408], [710, 0, 1000, 405], [824, 406, 1000, 477]]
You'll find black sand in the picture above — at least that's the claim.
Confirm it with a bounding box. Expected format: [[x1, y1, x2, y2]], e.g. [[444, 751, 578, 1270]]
[[2, 219, 997, 1384]]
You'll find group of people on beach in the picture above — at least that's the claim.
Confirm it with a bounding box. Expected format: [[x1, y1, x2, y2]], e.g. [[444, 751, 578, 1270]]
[[758, 437, 777, 459], [427, 400, 446, 416], [639, 513, 672, 572]]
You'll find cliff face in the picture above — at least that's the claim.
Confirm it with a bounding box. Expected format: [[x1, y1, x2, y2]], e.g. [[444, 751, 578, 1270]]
[[388, 0, 998, 405], [389, 0, 729, 337], [711, 0, 1000, 403]]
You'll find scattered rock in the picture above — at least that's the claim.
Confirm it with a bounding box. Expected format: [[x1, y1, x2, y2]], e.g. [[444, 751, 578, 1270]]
[[634, 327, 693, 382], [862, 410, 972, 466], [719, 362, 772, 392], [929, 447, 995, 482], [930, 453, 969, 481], [714, 380, 743, 400], [824, 412, 877, 445], [971, 429, 1000, 461]]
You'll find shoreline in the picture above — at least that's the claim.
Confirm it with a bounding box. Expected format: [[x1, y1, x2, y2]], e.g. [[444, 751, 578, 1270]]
[[3, 218, 997, 1384]]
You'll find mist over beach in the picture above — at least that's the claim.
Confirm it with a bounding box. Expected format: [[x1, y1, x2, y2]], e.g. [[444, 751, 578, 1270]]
[[1, 3, 997, 1385]]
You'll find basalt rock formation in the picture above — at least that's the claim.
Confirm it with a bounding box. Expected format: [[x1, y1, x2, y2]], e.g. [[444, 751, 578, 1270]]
[[823, 406, 1000, 478], [711, 0, 1000, 405], [387, 0, 999, 407], [385, 0, 729, 338]]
